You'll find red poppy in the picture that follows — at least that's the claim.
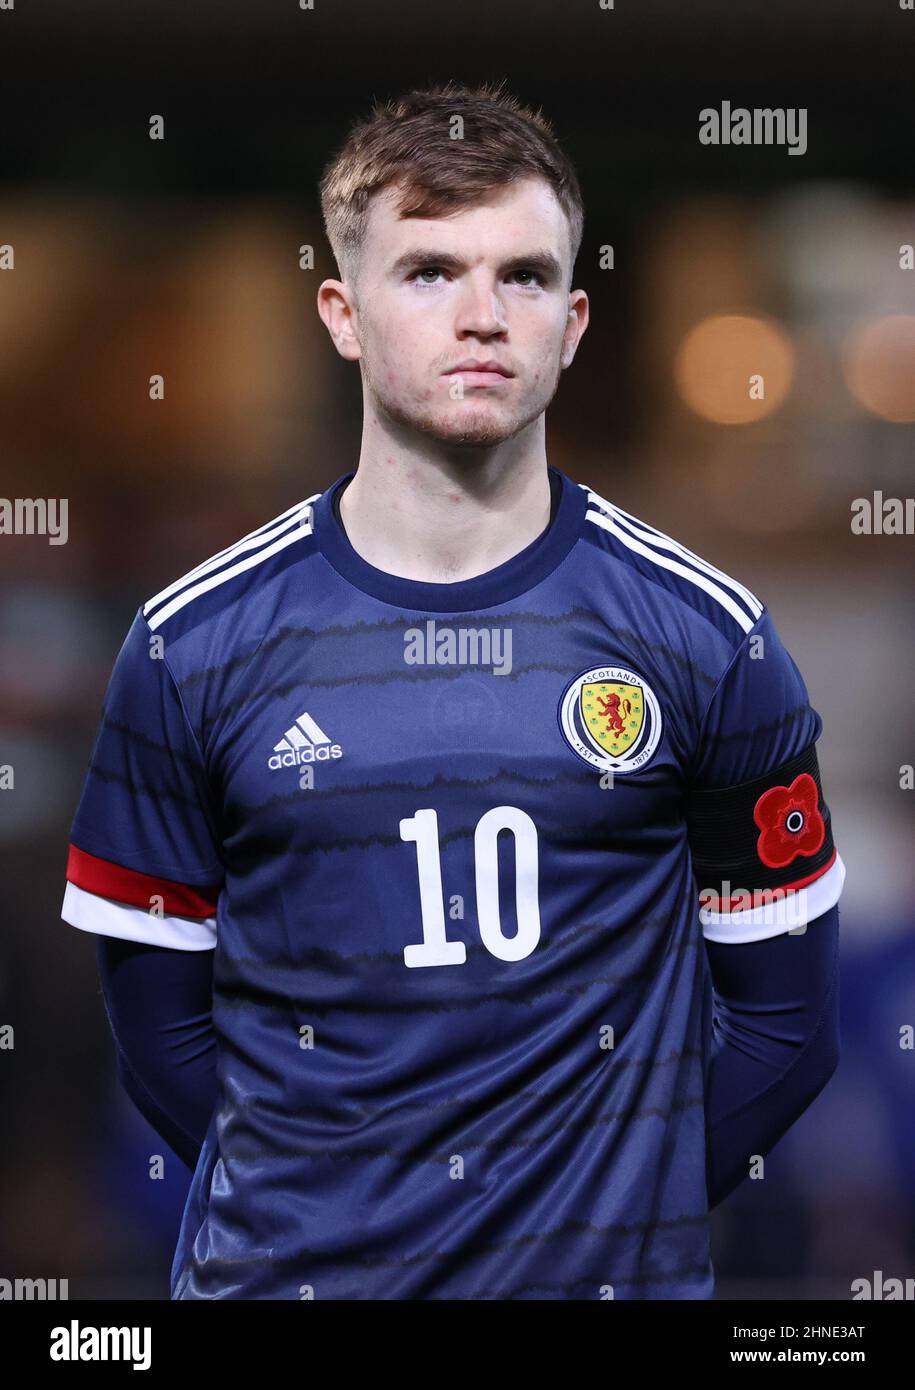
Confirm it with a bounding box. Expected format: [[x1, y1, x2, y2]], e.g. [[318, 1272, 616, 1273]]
[[753, 772, 825, 868]]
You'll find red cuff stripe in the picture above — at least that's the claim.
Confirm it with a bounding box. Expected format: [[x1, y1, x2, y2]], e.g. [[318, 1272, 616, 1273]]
[[701, 847, 837, 911], [66, 843, 220, 919]]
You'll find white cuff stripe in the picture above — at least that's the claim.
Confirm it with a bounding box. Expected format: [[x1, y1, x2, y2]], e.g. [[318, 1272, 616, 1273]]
[[700, 853, 846, 943], [60, 880, 217, 950]]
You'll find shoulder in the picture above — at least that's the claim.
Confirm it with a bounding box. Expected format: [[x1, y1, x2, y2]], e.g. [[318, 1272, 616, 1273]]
[[575, 478, 765, 646], [140, 490, 322, 641]]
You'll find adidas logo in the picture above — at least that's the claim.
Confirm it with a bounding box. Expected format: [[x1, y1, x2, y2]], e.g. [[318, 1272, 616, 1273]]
[[268, 711, 343, 770]]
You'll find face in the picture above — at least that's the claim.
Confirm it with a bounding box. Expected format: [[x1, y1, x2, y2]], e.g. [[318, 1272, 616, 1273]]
[[319, 176, 589, 448]]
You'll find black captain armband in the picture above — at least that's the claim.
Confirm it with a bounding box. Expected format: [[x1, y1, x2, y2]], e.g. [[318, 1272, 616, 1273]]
[[686, 742, 838, 916]]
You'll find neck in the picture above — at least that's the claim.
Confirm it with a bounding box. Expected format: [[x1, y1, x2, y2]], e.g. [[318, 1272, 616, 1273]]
[[338, 404, 552, 584]]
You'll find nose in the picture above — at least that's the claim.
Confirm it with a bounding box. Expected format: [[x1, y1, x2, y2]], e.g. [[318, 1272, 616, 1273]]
[[455, 271, 508, 337]]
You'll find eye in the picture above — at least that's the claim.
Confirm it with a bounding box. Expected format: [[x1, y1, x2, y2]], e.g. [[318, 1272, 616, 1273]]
[[411, 266, 446, 285], [408, 266, 545, 287], [511, 269, 544, 287]]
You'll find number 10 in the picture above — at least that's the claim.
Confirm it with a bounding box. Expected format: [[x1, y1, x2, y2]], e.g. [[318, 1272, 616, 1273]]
[[399, 805, 542, 968]]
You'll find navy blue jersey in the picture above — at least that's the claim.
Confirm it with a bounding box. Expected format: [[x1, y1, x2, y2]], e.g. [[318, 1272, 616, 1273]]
[[62, 464, 845, 1299]]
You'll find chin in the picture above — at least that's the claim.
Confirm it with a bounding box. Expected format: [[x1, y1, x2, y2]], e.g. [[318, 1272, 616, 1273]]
[[410, 404, 533, 449], [376, 382, 547, 449], [430, 421, 517, 448]]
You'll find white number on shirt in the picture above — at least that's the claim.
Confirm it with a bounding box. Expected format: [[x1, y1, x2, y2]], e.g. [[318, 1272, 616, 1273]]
[[400, 806, 541, 968]]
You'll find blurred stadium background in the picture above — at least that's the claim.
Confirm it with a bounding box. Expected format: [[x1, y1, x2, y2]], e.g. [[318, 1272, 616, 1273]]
[[0, 0, 913, 1299]]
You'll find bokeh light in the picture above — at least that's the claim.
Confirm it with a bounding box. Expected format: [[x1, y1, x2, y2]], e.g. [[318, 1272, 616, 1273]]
[[843, 314, 915, 422], [674, 313, 796, 424]]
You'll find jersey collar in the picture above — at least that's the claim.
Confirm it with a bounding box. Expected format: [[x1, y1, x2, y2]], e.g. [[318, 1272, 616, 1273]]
[[311, 465, 586, 612]]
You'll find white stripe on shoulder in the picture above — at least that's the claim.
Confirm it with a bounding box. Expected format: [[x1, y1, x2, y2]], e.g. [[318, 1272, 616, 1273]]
[[585, 506, 755, 634], [581, 484, 762, 631], [582, 484, 762, 619], [143, 493, 320, 630], [143, 493, 321, 620], [147, 512, 316, 631]]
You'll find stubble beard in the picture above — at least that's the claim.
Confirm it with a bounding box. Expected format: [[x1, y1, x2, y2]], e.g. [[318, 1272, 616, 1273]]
[[362, 352, 563, 450]]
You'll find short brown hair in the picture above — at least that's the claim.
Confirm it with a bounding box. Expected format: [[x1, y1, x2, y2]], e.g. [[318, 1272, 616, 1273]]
[[319, 80, 584, 287]]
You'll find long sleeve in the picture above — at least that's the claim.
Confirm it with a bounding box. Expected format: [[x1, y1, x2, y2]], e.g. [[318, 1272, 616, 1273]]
[[61, 604, 225, 951], [704, 901, 840, 1208], [96, 935, 219, 1171]]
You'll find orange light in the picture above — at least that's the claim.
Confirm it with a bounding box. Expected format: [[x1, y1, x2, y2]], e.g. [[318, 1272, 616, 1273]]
[[843, 315, 915, 422], [674, 314, 795, 424]]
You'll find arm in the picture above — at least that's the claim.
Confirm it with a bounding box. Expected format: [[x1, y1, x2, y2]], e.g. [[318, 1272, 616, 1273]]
[[59, 605, 227, 1166], [96, 935, 219, 1171], [683, 606, 846, 1206], [704, 902, 840, 1208]]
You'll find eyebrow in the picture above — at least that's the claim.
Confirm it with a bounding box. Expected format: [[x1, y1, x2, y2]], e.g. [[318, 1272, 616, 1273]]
[[389, 248, 564, 281]]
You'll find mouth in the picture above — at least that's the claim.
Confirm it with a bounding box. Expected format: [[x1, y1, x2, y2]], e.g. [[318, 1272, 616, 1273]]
[[442, 362, 514, 387]]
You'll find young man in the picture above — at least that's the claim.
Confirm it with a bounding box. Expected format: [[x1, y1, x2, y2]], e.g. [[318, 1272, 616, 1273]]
[[62, 81, 844, 1300]]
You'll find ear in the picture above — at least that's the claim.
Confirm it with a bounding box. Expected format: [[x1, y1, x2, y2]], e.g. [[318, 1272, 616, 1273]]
[[317, 279, 362, 362], [560, 288, 589, 370]]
